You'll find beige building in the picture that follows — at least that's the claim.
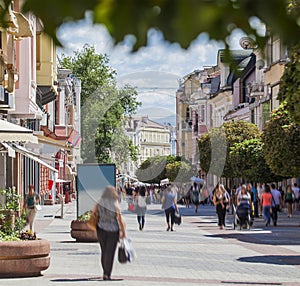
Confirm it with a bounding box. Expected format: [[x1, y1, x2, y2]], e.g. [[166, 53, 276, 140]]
[[175, 35, 288, 185], [123, 116, 171, 177]]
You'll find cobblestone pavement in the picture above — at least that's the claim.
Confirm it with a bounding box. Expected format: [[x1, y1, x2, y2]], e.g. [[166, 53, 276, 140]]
[[1, 200, 299, 286]]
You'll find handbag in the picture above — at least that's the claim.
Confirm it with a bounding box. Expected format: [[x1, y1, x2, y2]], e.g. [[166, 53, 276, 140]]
[[118, 239, 129, 263], [118, 238, 137, 264], [174, 211, 182, 225], [87, 209, 99, 231]]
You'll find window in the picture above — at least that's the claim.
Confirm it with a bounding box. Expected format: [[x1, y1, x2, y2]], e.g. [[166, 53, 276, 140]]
[[36, 34, 41, 70], [186, 107, 190, 122], [262, 101, 270, 127]]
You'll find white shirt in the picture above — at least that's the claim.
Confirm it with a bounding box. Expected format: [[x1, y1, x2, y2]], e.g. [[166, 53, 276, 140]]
[[292, 186, 299, 199]]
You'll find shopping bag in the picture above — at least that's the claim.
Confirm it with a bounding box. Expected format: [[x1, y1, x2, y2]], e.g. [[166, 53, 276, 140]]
[[118, 238, 137, 263], [35, 204, 42, 211]]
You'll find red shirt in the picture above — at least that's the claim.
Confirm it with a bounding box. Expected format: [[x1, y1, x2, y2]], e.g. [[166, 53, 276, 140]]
[[261, 192, 272, 207]]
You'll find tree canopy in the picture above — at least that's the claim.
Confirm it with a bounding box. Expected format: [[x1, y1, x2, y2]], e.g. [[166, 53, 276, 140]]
[[277, 42, 300, 124], [2, 0, 299, 52], [198, 120, 261, 179], [262, 103, 300, 178], [60, 44, 116, 107], [136, 155, 192, 184], [230, 138, 285, 183], [61, 44, 141, 164]]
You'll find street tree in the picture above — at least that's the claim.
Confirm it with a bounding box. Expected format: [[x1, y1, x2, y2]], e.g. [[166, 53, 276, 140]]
[[230, 138, 285, 183], [60, 44, 116, 107], [277, 42, 300, 124], [60, 45, 141, 163], [166, 161, 193, 183], [262, 103, 300, 178], [198, 120, 261, 179], [136, 155, 191, 184]]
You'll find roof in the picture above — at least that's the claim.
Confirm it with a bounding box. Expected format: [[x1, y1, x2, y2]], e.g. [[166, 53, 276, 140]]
[[218, 50, 253, 64], [131, 116, 166, 129]]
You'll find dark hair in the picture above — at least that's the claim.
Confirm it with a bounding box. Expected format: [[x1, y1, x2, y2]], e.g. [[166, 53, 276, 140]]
[[139, 186, 146, 197], [271, 183, 276, 189], [264, 184, 271, 193]]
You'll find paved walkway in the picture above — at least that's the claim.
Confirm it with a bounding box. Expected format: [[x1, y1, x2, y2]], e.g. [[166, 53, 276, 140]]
[[1, 200, 300, 286]]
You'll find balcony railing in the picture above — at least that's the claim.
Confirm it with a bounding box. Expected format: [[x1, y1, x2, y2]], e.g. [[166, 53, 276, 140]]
[[247, 82, 264, 98]]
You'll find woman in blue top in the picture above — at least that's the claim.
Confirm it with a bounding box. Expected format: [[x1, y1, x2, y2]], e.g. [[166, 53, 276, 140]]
[[23, 184, 39, 232], [161, 186, 178, 231]]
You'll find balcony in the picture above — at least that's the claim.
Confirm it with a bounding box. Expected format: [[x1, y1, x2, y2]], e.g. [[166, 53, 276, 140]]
[[247, 82, 264, 98]]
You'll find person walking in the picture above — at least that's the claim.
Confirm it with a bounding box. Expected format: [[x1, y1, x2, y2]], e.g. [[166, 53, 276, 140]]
[[257, 183, 264, 217], [191, 182, 200, 213], [270, 183, 282, 226], [249, 183, 259, 218], [292, 183, 300, 211], [185, 186, 192, 208], [93, 185, 126, 281], [285, 185, 295, 218], [213, 184, 230, 229], [23, 184, 39, 232], [135, 186, 147, 230], [161, 186, 178, 231], [261, 184, 272, 227]]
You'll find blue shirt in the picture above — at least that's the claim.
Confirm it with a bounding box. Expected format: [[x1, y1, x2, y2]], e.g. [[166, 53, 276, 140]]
[[251, 187, 258, 202], [164, 192, 175, 209]]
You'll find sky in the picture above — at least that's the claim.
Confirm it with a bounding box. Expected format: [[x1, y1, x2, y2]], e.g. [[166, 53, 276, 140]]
[[57, 16, 245, 125]]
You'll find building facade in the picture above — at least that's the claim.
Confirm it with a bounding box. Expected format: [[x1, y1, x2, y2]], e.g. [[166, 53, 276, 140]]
[[123, 116, 171, 178], [0, 0, 81, 205]]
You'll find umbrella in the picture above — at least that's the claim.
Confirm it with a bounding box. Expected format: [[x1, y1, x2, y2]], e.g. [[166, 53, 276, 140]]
[[190, 176, 204, 184]]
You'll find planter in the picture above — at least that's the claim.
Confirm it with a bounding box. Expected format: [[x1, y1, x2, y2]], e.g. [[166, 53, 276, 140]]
[[70, 220, 98, 242], [0, 238, 50, 278]]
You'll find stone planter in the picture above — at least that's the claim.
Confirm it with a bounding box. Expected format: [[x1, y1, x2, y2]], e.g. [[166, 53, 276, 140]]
[[70, 220, 98, 242], [0, 238, 50, 278]]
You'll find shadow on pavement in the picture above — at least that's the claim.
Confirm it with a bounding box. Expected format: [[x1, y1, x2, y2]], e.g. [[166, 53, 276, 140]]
[[238, 255, 300, 265], [204, 231, 300, 246], [51, 277, 123, 282]]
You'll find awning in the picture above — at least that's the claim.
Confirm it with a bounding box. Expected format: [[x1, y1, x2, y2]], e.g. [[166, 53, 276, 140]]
[[67, 129, 81, 147], [0, 142, 15, 157], [36, 134, 72, 150], [12, 144, 58, 173], [0, 119, 38, 143], [36, 85, 57, 107]]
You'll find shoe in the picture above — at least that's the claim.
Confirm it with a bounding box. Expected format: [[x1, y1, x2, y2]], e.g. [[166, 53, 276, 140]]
[[171, 228, 174, 231], [139, 224, 142, 231], [103, 275, 111, 280], [166, 227, 170, 231]]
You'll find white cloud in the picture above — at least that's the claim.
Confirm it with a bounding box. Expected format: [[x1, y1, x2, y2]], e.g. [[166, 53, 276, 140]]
[[57, 18, 243, 125]]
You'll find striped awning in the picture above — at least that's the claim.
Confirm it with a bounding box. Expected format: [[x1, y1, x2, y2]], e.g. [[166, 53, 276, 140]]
[[0, 119, 38, 143]]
